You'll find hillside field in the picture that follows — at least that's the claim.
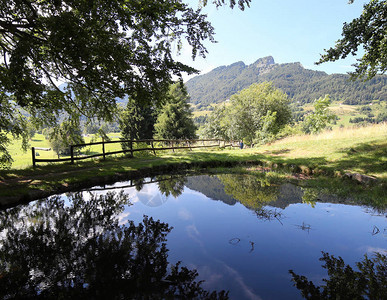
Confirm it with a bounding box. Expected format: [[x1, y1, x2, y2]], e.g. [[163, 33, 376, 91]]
[[3, 123, 386, 180]]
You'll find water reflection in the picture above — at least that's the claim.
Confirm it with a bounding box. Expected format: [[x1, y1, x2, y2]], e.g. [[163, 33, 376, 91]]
[[290, 252, 387, 299], [1, 173, 386, 299], [0, 192, 227, 299]]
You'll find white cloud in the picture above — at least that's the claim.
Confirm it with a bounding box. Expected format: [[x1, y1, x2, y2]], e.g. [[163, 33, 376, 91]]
[[178, 208, 193, 221], [365, 246, 387, 255]]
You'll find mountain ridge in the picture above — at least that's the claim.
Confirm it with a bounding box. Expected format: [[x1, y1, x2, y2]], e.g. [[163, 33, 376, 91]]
[[185, 56, 387, 106]]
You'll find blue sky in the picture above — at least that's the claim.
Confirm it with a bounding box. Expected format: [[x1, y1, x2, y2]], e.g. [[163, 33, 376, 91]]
[[176, 0, 368, 80]]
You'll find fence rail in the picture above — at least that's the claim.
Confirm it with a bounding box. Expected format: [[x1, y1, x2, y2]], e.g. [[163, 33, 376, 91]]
[[32, 139, 239, 167]]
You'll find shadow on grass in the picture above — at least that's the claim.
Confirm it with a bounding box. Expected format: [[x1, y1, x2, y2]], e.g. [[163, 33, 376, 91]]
[[257, 141, 386, 178], [333, 142, 387, 175], [263, 149, 291, 155]]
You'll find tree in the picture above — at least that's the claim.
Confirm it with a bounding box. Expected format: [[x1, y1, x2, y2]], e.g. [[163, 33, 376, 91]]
[[0, 0, 215, 115], [317, 0, 387, 79], [157, 175, 187, 198], [154, 83, 197, 140], [229, 82, 291, 143], [0, 0, 249, 167], [119, 96, 157, 143], [290, 251, 387, 299], [302, 95, 336, 134], [46, 119, 85, 158], [201, 0, 251, 10], [0, 192, 229, 299], [218, 174, 278, 209], [0, 92, 28, 168], [204, 82, 291, 144], [201, 105, 232, 140]]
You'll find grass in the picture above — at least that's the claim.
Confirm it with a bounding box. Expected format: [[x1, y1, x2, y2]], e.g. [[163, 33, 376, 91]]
[[0, 123, 386, 206], [256, 123, 387, 175], [9, 133, 124, 169]]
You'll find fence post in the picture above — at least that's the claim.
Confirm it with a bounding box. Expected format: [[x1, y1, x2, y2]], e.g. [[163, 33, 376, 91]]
[[102, 138, 106, 160], [151, 141, 156, 156], [32, 147, 36, 167], [188, 140, 192, 151], [171, 140, 174, 152], [129, 140, 133, 157], [70, 145, 74, 164]]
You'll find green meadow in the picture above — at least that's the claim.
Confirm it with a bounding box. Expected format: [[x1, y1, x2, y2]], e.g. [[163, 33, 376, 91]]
[[1, 123, 386, 206]]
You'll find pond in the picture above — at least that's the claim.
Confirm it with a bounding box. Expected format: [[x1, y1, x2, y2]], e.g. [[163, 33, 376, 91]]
[[0, 173, 386, 299]]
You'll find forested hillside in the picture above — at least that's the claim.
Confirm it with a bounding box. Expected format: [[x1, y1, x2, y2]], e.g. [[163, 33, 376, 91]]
[[185, 56, 387, 106]]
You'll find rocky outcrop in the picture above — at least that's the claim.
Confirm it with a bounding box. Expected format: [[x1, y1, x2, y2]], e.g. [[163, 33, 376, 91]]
[[344, 173, 378, 185]]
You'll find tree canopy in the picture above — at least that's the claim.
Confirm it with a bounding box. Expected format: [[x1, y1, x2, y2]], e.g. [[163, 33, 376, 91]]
[[203, 82, 291, 144], [0, 0, 248, 167], [154, 83, 197, 140], [0, 0, 216, 118], [119, 96, 156, 142], [317, 0, 387, 79]]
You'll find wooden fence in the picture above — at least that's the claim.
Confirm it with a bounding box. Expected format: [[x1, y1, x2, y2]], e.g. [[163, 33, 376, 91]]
[[32, 139, 239, 167]]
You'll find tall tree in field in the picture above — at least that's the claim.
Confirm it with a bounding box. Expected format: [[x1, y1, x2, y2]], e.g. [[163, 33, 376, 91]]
[[317, 0, 387, 79], [227, 82, 291, 144], [154, 83, 197, 140], [119, 97, 156, 142], [0, 0, 249, 167]]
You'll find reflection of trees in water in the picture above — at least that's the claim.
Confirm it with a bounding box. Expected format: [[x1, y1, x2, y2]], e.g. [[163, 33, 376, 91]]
[[218, 174, 283, 222], [156, 175, 187, 198], [217, 174, 278, 209], [0, 192, 228, 299], [301, 188, 318, 208], [289, 252, 387, 299]]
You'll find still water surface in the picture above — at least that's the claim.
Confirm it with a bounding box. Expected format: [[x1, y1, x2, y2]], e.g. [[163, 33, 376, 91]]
[[1, 174, 386, 299]]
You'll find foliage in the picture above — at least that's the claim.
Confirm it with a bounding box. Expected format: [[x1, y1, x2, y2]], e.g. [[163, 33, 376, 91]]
[[317, 0, 387, 79], [157, 175, 187, 198], [186, 57, 276, 105], [200, 0, 251, 10], [0, 0, 217, 113], [218, 174, 279, 209], [185, 57, 387, 106], [154, 83, 197, 140], [0, 191, 228, 299], [119, 96, 157, 151], [0, 92, 29, 168], [45, 119, 85, 158], [302, 95, 336, 134], [349, 104, 387, 124], [203, 82, 291, 143], [0, 0, 221, 167], [201, 105, 231, 140], [290, 251, 387, 299]]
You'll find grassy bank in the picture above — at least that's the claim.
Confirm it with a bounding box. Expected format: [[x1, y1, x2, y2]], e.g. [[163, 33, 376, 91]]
[[256, 123, 387, 178], [0, 123, 386, 207]]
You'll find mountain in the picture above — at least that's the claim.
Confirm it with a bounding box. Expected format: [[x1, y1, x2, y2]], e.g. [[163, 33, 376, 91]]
[[185, 56, 387, 106], [185, 175, 237, 206]]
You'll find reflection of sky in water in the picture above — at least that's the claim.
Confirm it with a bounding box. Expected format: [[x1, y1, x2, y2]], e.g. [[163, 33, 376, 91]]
[[79, 179, 387, 300]]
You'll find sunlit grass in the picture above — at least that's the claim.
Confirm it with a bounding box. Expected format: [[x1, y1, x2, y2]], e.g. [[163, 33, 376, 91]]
[[256, 123, 387, 177], [1, 122, 386, 206]]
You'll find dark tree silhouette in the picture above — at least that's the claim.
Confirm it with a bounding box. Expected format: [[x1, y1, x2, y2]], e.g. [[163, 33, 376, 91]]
[[289, 251, 387, 299], [157, 175, 187, 198], [0, 191, 228, 299]]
